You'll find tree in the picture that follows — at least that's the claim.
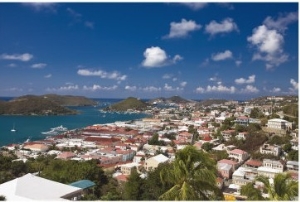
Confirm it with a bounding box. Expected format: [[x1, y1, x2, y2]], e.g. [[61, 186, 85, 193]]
[[201, 142, 214, 152], [123, 168, 144, 200], [0, 195, 6, 201], [159, 145, 223, 200], [241, 173, 298, 200]]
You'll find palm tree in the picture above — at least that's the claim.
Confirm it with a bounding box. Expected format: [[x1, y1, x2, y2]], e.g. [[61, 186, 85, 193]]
[[159, 145, 223, 200], [241, 172, 298, 200]]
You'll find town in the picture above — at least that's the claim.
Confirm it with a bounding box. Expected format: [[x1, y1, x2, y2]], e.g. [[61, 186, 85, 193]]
[[0, 95, 298, 201]]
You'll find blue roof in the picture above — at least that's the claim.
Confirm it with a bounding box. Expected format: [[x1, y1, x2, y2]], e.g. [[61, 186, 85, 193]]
[[69, 180, 96, 189]]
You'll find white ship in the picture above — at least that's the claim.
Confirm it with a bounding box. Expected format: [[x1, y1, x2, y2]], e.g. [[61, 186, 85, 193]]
[[51, 125, 68, 132]]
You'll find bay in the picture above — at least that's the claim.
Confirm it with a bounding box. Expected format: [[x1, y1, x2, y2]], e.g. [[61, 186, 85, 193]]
[[0, 98, 150, 147]]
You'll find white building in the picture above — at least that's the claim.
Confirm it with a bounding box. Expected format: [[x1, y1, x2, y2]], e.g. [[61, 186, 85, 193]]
[[267, 118, 292, 130], [260, 143, 281, 156], [0, 173, 82, 201], [144, 154, 169, 172]]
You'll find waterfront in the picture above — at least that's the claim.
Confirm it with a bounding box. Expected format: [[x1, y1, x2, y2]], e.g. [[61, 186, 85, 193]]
[[0, 98, 150, 147]]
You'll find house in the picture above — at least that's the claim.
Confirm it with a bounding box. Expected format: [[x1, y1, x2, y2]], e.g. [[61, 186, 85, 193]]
[[232, 166, 258, 186], [259, 143, 281, 156], [221, 130, 236, 141], [235, 116, 249, 126], [56, 151, 77, 160], [23, 143, 49, 152], [267, 118, 292, 130], [228, 149, 250, 163], [244, 159, 263, 169], [0, 173, 82, 200], [286, 161, 298, 171], [217, 159, 239, 179], [236, 132, 248, 140], [144, 154, 169, 172], [120, 162, 140, 175], [257, 159, 285, 178], [69, 180, 96, 196]]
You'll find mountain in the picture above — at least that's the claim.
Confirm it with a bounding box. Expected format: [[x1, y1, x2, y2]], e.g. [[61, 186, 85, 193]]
[[106, 97, 149, 111], [148, 96, 192, 105], [18, 94, 98, 106], [0, 95, 77, 115], [196, 99, 228, 107]]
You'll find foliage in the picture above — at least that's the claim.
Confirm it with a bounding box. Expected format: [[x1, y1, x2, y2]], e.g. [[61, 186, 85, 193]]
[[0, 195, 6, 201], [209, 150, 229, 162], [159, 145, 223, 200], [201, 142, 214, 152], [122, 168, 144, 200], [241, 173, 298, 200], [108, 97, 149, 111], [250, 107, 265, 118], [163, 132, 177, 140], [148, 133, 166, 146], [251, 152, 279, 161], [287, 150, 298, 161], [268, 135, 291, 145]]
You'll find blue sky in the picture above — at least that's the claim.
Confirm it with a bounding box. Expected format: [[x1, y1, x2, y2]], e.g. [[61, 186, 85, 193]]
[[0, 2, 298, 100]]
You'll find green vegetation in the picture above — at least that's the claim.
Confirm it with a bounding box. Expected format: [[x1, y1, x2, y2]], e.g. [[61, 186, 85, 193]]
[[107, 97, 149, 111], [241, 173, 298, 200], [159, 145, 223, 200]]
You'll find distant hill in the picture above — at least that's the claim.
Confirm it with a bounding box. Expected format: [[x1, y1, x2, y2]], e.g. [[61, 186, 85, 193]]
[[0, 95, 77, 115], [106, 97, 149, 111], [148, 96, 192, 105], [17, 94, 98, 106], [197, 99, 228, 107]]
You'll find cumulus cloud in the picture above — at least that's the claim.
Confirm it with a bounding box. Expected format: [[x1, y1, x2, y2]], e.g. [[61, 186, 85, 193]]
[[0, 53, 33, 62], [164, 83, 183, 91], [142, 46, 182, 68], [23, 3, 57, 12], [180, 3, 208, 10], [235, 60, 242, 66], [205, 18, 239, 36], [211, 50, 233, 61], [162, 74, 173, 79], [263, 12, 298, 33], [235, 75, 256, 84], [290, 79, 298, 91], [125, 85, 137, 91], [196, 84, 236, 93], [142, 86, 162, 92], [85, 21, 94, 29], [44, 74, 52, 78], [47, 85, 79, 92], [247, 12, 297, 69], [270, 87, 281, 93], [83, 85, 118, 91], [195, 86, 205, 93], [180, 81, 187, 87], [164, 19, 201, 39], [31, 63, 47, 69], [77, 69, 127, 81], [240, 85, 259, 93]]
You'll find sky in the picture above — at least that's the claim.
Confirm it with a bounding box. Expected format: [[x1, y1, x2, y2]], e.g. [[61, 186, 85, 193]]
[[0, 2, 298, 100]]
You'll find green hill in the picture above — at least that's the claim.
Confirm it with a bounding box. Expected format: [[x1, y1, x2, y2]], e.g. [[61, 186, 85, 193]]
[[107, 97, 149, 111], [0, 95, 77, 115]]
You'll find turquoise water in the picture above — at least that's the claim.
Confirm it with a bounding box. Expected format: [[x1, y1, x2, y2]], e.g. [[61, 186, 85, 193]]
[[0, 98, 150, 147]]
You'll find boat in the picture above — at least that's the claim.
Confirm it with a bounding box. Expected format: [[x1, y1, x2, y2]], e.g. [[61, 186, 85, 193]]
[[11, 123, 16, 132], [41, 129, 58, 135], [51, 125, 68, 132]]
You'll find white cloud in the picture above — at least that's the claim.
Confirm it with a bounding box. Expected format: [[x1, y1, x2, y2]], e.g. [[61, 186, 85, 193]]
[[270, 87, 281, 93], [180, 81, 187, 87], [67, 7, 82, 19], [162, 74, 173, 79], [83, 85, 118, 91], [235, 60, 242, 66], [31, 63, 47, 69], [235, 75, 256, 84], [23, 3, 57, 12], [247, 12, 297, 69], [240, 85, 259, 93], [206, 84, 236, 93], [263, 12, 298, 33], [85, 21, 94, 29], [8, 63, 17, 67], [77, 69, 127, 81], [44, 74, 52, 78], [195, 86, 205, 93], [211, 50, 233, 61], [47, 85, 79, 92], [142, 86, 162, 92], [125, 85, 137, 91], [142, 46, 182, 68], [0, 53, 33, 62], [209, 77, 217, 81], [290, 79, 298, 90], [172, 78, 178, 82], [164, 83, 183, 91], [205, 18, 239, 36], [164, 19, 201, 38], [180, 3, 208, 10]]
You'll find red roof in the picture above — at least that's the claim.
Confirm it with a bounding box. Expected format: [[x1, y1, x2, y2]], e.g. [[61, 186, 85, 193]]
[[245, 159, 263, 167], [229, 149, 247, 155]]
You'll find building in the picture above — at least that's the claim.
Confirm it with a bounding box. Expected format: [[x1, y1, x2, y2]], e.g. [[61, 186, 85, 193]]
[[0, 173, 82, 200], [259, 143, 281, 156], [144, 154, 169, 172], [286, 161, 298, 172], [257, 159, 285, 178], [120, 162, 140, 175], [232, 167, 257, 186], [217, 159, 239, 179], [267, 118, 292, 130], [228, 149, 250, 163]]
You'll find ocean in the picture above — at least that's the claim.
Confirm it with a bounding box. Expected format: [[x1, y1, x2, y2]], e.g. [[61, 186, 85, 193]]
[[0, 98, 150, 147]]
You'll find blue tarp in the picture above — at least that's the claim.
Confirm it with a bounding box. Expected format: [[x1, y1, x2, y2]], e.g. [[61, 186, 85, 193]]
[[69, 180, 96, 189]]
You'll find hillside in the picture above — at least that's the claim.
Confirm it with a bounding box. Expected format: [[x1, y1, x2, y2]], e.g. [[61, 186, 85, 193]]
[[148, 96, 192, 105], [17, 94, 97, 106], [0, 95, 77, 115], [196, 99, 228, 107], [106, 97, 149, 111]]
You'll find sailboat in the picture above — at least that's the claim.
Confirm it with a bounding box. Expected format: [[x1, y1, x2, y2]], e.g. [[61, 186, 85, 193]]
[[11, 123, 16, 132]]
